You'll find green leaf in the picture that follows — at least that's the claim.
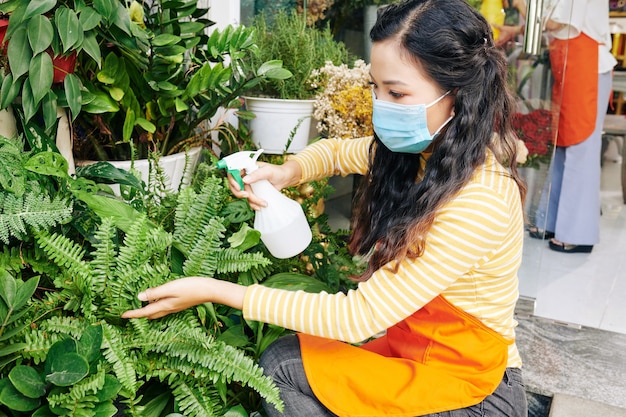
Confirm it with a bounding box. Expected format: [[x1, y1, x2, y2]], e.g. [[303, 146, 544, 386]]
[[79, 6, 101, 31], [94, 375, 121, 402], [0, 379, 40, 411], [122, 108, 135, 141], [135, 117, 155, 133], [44, 339, 77, 376], [24, 0, 56, 20], [41, 91, 57, 131], [93, 0, 115, 22], [76, 161, 143, 189], [81, 32, 102, 65], [27, 14, 53, 55], [21, 79, 36, 122], [13, 276, 39, 311], [263, 272, 332, 293], [7, 26, 32, 80], [64, 73, 81, 120], [46, 352, 89, 386], [8, 366, 46, 399], [0, 269, 16, 308], [0, 73, 21, 110], [81, 89, 119, 113], [55, 7, 82, 52], [228, 223, 261, 252], [153, 33, 181, 47], [20, 114, 59, 152], [25, 152, 70, 178], [77, 324, 103, 363], [224, 404, 249, 417], [28, 52, 54, 105], [257, 60, 293, 80]]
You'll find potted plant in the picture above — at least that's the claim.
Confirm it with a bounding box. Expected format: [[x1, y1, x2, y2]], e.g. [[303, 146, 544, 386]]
[[244, 9, 352, 154], [68, 0, 288, 191]]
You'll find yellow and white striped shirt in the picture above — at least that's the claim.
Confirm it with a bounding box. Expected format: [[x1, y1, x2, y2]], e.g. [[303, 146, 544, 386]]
[[243, 137, 523, 368]]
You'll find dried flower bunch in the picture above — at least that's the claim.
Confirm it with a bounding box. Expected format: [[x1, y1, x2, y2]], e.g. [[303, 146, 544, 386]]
[[311, 60, 374, 139], [296, 0, 335, 26], [511, 108, 554, 168]]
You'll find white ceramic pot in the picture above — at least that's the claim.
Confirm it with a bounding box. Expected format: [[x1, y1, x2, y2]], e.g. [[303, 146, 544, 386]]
[[243, 96, 315, 154], [107, 146, 203, 194]]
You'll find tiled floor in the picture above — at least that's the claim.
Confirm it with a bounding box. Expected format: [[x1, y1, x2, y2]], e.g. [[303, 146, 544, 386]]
[[519, 158, 626, 334]]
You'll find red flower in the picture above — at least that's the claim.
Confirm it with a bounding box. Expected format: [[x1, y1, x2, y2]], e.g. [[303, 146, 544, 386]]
[[511, 109, 553, 166]]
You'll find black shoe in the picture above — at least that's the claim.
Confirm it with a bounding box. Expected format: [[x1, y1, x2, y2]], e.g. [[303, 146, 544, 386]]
[[528, 227, 555, 240], [549, 240, 593, 253]]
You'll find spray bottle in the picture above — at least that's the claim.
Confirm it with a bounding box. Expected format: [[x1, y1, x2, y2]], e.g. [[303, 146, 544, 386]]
[[217, 149, 312, 259]]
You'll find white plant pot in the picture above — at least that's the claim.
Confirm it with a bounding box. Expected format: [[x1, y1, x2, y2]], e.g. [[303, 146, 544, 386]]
[[107, 146, 203, 194], [243, 96, 315, 154]]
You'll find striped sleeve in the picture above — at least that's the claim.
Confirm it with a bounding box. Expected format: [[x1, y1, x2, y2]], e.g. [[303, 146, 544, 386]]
[[289, 136, 373, 183], [242, 170, 521, 344]]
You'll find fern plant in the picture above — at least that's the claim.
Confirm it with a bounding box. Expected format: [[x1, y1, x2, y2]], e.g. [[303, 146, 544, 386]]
[[0, 203, 281, 416]]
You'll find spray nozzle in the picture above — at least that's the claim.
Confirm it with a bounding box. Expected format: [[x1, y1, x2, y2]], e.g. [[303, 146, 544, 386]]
[[216, 149, 264, 190]]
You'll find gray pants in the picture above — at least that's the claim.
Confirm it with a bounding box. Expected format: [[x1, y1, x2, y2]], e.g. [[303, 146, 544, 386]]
[[260, 335, 528, 417]]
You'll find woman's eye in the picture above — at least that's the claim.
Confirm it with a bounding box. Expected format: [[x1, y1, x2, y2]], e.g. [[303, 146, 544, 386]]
[[389, 91, 405, 98]]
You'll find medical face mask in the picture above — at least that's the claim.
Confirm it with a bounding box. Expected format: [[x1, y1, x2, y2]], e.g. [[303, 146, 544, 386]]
[[372, 91, 452, 154]]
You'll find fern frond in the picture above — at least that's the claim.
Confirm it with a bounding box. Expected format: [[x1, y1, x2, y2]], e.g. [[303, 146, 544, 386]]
[[22, 329, 63, 364], [215, 248, 271, 275], [36, 231, 91, 285], [115, 215, 172, 272], [0, 192, 73, 244], [182, 218, 226, 277], [47, 365, 106, 408], [102, 323, 139, 394], [90, 217, 118, 296], [173, 177, 226, 253], [170, 377, 221, 417], [40, 315, 87, 339]]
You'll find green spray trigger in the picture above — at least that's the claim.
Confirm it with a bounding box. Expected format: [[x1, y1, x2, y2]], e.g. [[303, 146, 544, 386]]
[[216, 150, 264, 191]]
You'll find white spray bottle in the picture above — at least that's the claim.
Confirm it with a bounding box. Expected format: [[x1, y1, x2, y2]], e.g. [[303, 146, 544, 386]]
[[217, 149, 312, 259]]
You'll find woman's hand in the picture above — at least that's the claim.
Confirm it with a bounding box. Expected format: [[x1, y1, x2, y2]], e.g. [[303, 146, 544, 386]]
[[121, 277, 246, 320], [226, 159, 303, 211]]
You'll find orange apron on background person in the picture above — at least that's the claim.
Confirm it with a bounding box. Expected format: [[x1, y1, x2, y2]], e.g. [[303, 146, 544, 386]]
[[298, 295, 513, 417], [549, 32, 599, 147]]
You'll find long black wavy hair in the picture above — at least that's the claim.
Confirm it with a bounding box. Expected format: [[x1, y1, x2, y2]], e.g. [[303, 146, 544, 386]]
[[349, 0, 525, 280]]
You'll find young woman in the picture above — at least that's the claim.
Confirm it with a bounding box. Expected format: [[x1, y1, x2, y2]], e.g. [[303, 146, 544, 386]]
[[123, 0, 528, 415]]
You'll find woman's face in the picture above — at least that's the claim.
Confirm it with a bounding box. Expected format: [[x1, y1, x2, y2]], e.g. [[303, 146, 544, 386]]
[[370, 39, 454, 136]]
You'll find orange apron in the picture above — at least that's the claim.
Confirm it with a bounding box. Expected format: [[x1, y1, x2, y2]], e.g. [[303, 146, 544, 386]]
[[549, 32, 599, 147], [298, 295, 512, 417]]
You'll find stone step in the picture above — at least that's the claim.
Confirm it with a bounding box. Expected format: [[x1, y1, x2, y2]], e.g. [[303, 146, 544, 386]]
[[549, 393, 626, 417]]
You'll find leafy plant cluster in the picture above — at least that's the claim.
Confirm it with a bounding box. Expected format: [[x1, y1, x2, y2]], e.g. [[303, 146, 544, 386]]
[[248, 9, 353, 100], [0, 130, 362, 416]]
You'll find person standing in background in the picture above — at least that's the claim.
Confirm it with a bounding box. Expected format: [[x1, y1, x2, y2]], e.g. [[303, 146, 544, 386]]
[[502, 0, 616, 253]]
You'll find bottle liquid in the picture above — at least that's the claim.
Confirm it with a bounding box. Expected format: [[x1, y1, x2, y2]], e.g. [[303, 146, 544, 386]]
[[480, 0, 505, 41], [217, 150, 312, 259]]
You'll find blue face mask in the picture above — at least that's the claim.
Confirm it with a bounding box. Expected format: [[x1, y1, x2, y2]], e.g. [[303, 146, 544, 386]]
[[372, 91, 452, 154]]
